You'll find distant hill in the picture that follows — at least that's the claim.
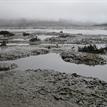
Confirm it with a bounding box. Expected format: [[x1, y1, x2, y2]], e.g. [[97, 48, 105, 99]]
[[94, 23, 107, 27], [0, 19, 93, 29]]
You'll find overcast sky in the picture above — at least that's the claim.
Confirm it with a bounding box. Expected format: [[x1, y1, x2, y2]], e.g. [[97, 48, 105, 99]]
[[0, 0, 107, 23]]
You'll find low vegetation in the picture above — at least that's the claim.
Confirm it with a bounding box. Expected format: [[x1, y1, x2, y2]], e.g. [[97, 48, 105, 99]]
[[0, 47, 49, 61], [78, 44, 106, 54]]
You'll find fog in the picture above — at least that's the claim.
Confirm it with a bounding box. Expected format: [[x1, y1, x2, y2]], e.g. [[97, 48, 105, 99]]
[[0, 0, 107, 23]]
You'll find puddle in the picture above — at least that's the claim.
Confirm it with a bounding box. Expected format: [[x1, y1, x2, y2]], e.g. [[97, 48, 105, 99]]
[[2, 53, 107, 82]]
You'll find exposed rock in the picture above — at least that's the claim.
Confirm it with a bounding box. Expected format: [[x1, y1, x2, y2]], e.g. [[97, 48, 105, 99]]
[[29, 37, 41, 42], [72, 73, 79, 77], [29, 37, 41, 45], [61, 51, 107, 66]]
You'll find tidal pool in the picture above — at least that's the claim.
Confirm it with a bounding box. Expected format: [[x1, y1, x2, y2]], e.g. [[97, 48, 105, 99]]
[[4, 53, 107, 82]]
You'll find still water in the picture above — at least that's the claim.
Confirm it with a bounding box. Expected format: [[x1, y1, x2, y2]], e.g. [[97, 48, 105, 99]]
[[1, 28, 107, 35], [6, 53, 107, 82]]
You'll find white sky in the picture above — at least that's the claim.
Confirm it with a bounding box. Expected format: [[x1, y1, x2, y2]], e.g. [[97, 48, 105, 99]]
[[0, 0, 107, 23]]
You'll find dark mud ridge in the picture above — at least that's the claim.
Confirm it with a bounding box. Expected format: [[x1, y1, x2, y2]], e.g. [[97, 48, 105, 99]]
[[0, 62, 17, 71], [45, 35, 75, 44], [61, 51, 107, 66], [0, 48, 49, 61], [0, 69, 107, 107]]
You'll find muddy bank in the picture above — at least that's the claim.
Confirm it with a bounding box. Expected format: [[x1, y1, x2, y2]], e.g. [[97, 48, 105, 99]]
[[44, 33, 107, 45], [0, 47, 49, 61], [0, 62, 17, 71], [61, 51, 107, 66], [0, 69, 107, 107]]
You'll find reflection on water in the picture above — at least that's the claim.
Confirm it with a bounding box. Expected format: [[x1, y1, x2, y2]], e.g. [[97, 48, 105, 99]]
[[4, 53, 107, 82]]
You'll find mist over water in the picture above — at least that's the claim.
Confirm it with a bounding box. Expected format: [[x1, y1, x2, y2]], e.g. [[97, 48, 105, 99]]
[[0, 0, 107, 24]]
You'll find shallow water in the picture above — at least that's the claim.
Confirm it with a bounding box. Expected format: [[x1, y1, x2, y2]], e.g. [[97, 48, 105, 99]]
[[7, 43, 29, 46], [38, 35, 57, 40], [4, 53, 107, 82]]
